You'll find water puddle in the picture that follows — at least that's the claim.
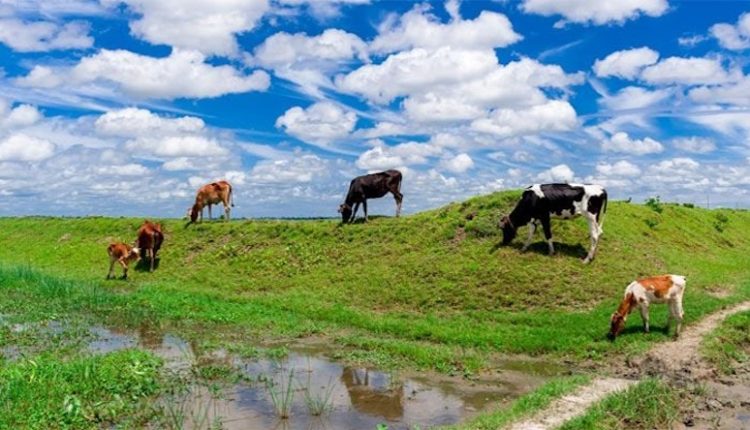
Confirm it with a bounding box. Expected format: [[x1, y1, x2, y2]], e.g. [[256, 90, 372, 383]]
[[83, 326, 566, 429]]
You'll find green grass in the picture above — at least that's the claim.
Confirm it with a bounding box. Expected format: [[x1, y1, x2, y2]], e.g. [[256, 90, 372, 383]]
[[701, 310, 750, 374], [1, 192, 749, 370], [558, 378, 679, 430], [0, 350, 162, 429], [444, 375, 590, 429]]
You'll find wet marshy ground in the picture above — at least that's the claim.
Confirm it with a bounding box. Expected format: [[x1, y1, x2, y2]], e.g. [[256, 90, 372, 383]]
[[1, 317, 569, 429]]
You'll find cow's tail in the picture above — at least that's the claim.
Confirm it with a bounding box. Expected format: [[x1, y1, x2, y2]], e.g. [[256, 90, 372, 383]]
[[598, 190, 608, 228], [229, 183, 235, 207]]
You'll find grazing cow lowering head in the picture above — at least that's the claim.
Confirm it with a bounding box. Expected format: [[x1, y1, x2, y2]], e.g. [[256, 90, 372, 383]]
[[608, 275, 686, 340], [339, 170, 403, 224], [106, 242, 141, 280], [499, 184, 607, 263], [186, 180, 234, 225]]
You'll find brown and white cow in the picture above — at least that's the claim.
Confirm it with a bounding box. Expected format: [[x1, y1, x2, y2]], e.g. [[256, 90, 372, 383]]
[[608, 274, 686, 340], [137, 220, 164, 272], [106, 242, 140, 280], [187, 180, 234, 224]]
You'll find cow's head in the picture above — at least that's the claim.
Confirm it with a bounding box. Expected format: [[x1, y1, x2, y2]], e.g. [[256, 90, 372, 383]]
[[188, 204, 200, 224], [499, 215, 517, 245], [608, 311, 627, 340], [128, 246, 141, 262], [338, 204, 352, 223]]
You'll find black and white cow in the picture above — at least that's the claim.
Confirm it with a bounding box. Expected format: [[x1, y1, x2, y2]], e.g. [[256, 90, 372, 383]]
[[499, 183, 607, 263]]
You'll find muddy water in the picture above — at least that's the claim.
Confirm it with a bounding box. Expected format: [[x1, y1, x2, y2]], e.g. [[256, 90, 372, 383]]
[[88, 325, 566, 429]]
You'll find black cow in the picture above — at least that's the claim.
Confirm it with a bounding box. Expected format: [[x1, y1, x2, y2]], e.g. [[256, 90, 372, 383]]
[[499, 183, 607, 263], [338, 170, 403, 223]]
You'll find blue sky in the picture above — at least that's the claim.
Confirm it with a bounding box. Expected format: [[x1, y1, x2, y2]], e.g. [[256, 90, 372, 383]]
[[1, 0, 750, 217]]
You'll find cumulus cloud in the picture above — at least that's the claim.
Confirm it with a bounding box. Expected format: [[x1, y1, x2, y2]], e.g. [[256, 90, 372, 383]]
[[596, 160, 641, 177], [0, 133, 55, 161], [471, 100, 578, 138], [602, 131, 663, 155], [521, 0, 668, 26], [0, 100, 42, 129], [440, 153, 474, 173], [249, 154, 330, 183], [95, 108, 205, 137], [276, 101, 357, 146], [593, 47, 659, 79], [126, 135, 228, 158], [0, 18, 92, 52], [17, 49, 270, 99], [710, 12, 750, 51], [671, 136, 716, 153], [102, 0, 270, 56], [689, 76, 750, 106], [599, 86, 671, 111], [251, 28, 366, 94], [370, 3, 521, 53], [355, 140, 443, 171], [276, 0, 369, 20], [536, 164, 574, 183], [640, 56, 739, 85]]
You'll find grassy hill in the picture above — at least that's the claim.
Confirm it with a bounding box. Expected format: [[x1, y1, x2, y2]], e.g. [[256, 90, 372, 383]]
[[1, 191, 749, 370]]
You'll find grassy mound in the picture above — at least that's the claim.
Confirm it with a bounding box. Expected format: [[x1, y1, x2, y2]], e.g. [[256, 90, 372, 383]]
[[0, 191, 749, 366]]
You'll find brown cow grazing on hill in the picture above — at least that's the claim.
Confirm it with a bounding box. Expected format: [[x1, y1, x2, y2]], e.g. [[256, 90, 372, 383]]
[[608, 274, 686, 340], [106, 242, 140, 280], [137, 220, 164, 272], [338, 170, 403, 223], [187, 180, 234, 224]]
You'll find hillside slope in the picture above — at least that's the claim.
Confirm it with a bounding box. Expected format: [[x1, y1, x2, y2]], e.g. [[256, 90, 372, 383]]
[[1, 191, 749, 365]]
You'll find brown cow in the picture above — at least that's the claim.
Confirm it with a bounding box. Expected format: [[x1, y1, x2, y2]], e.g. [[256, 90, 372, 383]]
[[106, 242, 140, 280], [187, 180, 234, 224], [137, 220, 164, 272]]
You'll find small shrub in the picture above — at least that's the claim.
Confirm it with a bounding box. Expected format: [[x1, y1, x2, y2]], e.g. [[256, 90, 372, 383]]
[[682, 203, 695, 209], [644, 218, 659, 229], [645, 196, 663, 213], [713, 212, 729, 233]]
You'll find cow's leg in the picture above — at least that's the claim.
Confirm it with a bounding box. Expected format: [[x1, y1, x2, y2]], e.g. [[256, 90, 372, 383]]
[[639, 303, 650, 333], [149, 248, 155, 272], [393, 190, 403, 217], [583, 214, 601, 264], [118, 258, 129, 280], [224, 201, 230, 221], [540, 214, 554, 255], [208, 204, 212, 220], [363, 200, 368, 222], [521, 221, 537, 252], [350, 202, 360, 223], [107, 259, 115, 280], [673, 300, 684, 337]]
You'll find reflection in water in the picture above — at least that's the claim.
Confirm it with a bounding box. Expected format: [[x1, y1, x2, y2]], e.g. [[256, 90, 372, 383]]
[[79, 326, 564, 429], [341, 368, 404, 420]]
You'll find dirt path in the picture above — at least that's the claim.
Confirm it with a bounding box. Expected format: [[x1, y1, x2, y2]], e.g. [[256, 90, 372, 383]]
[[504, 301, 750, 430], [507, 378, 636, 430], [629, 301, 750, 381]]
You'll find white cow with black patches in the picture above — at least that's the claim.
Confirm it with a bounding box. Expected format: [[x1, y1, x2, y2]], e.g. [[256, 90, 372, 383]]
[[499, 183, 608, 264]]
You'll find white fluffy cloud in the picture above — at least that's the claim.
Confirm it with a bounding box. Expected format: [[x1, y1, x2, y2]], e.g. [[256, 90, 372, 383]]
[[471, 100, 578, 138], [521, 0, 668, 26], [102, 0, 269, 56], [0, 133, 55, 161], [249, 154, 330, 183], [17, 49, 270, 99], [370, 3, 521, 53], [596, 160, 641, 177], [95, 107, 205, 137], [355, 140, 443, 171], [710, 13, 750, 51], [251, 29, 366, 95], [276, 101, 357, 145], [602, 132, 663, 155], [0, 100, 42, 129], [599, 86, 671, 111], [641, 56, 738, 85], [0, 18, 92, 52], [689, 76, 750, 106], [536, 164, 574, 183], [593, 47, 659, 79], [126, 135, 228, 158], [440, 153, 474, 173], [671, 137, 716, 153]]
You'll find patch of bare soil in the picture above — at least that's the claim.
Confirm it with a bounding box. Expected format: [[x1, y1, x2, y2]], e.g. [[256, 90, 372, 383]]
[[622, 301, 750, 430], [507, 378, 636, 430]]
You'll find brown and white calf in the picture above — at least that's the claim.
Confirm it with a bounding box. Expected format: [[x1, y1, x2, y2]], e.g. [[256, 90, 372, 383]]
[[608, 274, 686, 340], [187, 180, 234, 224], [106, 242, 140, 280], [137, 220, 164, 272]]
